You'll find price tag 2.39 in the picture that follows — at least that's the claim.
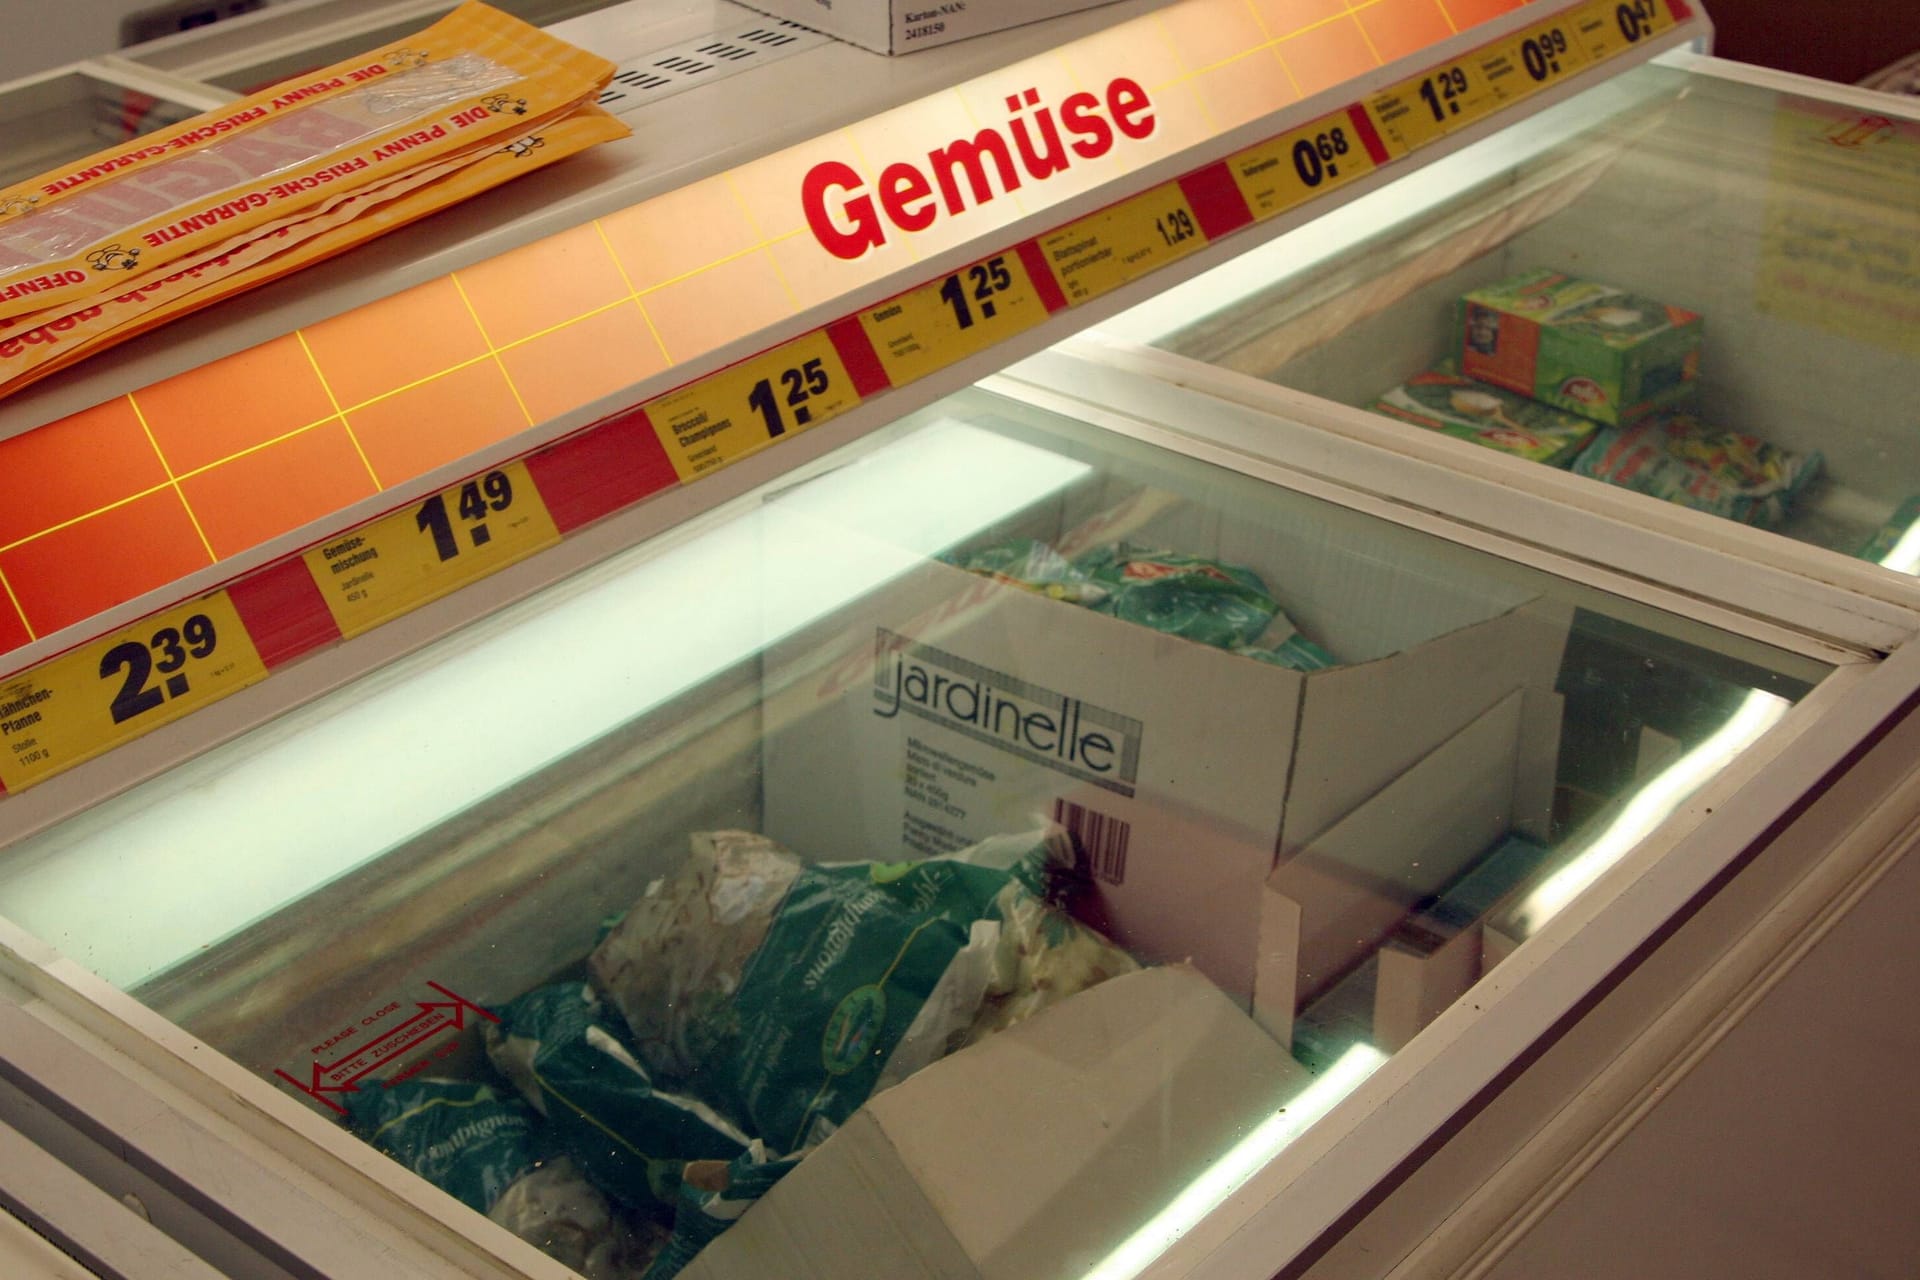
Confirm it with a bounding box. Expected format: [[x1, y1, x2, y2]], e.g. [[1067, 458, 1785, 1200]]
[[0, 591, 267, 792], [859, 250, 1050, 386], [645, 330, 860, 483], [305, 460, 560, 639]]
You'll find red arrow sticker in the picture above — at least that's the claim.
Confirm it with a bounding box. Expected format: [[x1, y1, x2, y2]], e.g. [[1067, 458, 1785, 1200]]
[[274, 981, 497, 1114]]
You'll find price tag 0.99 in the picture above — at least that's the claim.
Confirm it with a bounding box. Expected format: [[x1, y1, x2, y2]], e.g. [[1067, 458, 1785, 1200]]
[[1504, 17, 1590, 96], [645, 330, 860, 482], [305, 459, 560, 639], [0, 591, 267, 792], [1040, 182, 1210, 305], [859, 249, 1050, 386], [1229, 109, 1381, 219]]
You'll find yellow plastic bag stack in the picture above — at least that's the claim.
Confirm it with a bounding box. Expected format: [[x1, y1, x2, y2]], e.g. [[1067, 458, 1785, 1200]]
[[0, 1, 628, 401]]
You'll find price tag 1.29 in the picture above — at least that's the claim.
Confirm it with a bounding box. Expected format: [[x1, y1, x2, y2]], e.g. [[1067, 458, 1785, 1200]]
[[1368, 58, 1501, 157], [859, 249, 1051, 387], [1040, 182, 1210, 306], [645, 330, 860, 483], [305, 460, 560, 639], [1229, 109, 1381, 220], [0, 591, 268, 792]]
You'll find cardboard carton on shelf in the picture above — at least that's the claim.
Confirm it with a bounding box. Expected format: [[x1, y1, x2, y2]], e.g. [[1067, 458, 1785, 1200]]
[[759, 468, 1571, 1016], [738, 0, 1125, 55], [677, 964, 1311, 1280]]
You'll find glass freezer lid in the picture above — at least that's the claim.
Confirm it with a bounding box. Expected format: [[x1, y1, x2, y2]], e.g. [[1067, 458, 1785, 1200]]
[[0, 384, 1829, 1280], [1105, 53, 1920, 578]]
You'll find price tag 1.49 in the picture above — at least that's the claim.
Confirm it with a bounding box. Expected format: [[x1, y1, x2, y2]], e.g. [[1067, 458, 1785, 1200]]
[[305, 460, 560, 639], [645, 330, 859, 483], [0, 591, 267, 792], [859, 250, 1050, 386], [1229, 110, 1380, 220], [1040, 182, 1210, 305]]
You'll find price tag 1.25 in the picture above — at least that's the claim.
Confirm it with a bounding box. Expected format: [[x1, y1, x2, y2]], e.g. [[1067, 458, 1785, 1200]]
[[1040, 182, 1210, 306], [305, 460, 560, 639], [0, 591, 268, 793], [1229, 109, 1381, 220], [859, 249, 1051, 387], [645, 330, 860, 483]]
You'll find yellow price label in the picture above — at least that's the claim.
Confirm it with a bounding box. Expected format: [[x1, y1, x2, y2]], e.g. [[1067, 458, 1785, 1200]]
[[859, 250, 1050, 386], [1366, 80, 1451, 157], [1500, 15, 1592, 98], [305, 460, 559, 639], [1569, 0, 1677, 61], [0, 591, 267, 792], [1229, 111, 1380, 219], [1039, 182, 1210, 305], [645, 330, 858, 483]]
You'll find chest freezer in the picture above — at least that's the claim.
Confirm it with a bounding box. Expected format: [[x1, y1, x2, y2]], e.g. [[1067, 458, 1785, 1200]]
[[1074, 49, 1920, 605], [2, 366, 1918, 1280]]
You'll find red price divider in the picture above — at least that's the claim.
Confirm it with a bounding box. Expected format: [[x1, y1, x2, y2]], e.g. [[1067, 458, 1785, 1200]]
[[0, 0, 1690, 799]]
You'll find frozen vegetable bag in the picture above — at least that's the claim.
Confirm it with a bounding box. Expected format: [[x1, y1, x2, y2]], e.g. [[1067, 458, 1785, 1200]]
[[588, 828, 1136, 1155]]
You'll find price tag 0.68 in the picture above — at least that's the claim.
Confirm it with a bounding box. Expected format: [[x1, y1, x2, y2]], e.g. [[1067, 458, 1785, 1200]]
[[0, 591, 268, 793], [859, 249, 1050, 386], [305, 459, 560, 639], [645, 330, 860, 483], [1229, 109, 1380, 220]]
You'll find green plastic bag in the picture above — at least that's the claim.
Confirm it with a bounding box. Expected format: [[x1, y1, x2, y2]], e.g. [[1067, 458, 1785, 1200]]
[[347, 1078, 652, 1279], [485, 983, 751, 1210], [639, 1143, 802, 1280], [588, 828, 1134, 1156], [1075, 544, 1283, 651]]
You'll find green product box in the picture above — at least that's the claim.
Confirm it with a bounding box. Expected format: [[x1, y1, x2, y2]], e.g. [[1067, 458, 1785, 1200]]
[[1457, 268, 1703, 426], [1372, 364, 1600, 466]]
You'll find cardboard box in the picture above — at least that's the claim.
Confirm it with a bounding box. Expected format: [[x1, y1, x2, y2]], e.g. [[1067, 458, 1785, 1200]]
[[1373, 364, 1600, 467], [739, 0, 1123, 54], [1458, 269, 1703, 426], [677, 965, 1309, 1280], [1257, 686, 1561, 1042], [760, 479, 1570, 1009]]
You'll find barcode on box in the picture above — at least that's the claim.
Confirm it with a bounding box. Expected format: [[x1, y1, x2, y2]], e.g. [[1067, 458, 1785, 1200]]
[[1053, 798, 1130, 885]]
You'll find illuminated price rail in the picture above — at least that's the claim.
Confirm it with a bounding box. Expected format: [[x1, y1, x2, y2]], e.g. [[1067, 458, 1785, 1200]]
[[0, 0, 1694, 797]]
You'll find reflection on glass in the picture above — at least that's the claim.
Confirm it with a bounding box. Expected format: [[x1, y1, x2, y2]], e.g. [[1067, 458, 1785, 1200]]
[[1128, 57, 1920, 570], [0, 389, 1826, 1280]]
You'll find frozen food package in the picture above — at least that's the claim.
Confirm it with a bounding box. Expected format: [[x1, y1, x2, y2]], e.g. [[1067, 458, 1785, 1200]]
[[587, 827, 1134, 1155], [640, 1143, 802, 1280], [1075, 544, 1283, 650], [346, 1078, 654, 1278], [0, 1, 619, 325], [0, 106, 625, 400], [1857, 494, 1920, 564], [484, 983, 753, 1211], [1570, 413, 1824, 529], [1458, 269, 1703, 425], [1233, 634, 1339, 671], [943, 537, 1110, 605], [1372, 364, 1601, 466]]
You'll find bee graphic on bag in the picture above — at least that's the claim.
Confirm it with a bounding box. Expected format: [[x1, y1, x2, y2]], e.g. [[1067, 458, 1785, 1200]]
[[484, 94, 529, 116], [0, 195, 37, 218], [384, 47, 428, 69], [503, 135, 545, 159], [88, 245, 140, 272]]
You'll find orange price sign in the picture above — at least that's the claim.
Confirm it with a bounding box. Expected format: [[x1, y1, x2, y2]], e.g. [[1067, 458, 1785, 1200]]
[[0, 591, 267, 792]]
